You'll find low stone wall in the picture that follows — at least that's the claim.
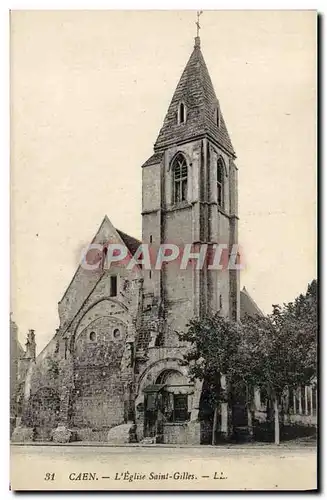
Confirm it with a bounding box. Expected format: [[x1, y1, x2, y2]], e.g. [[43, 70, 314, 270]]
[[255, 409, 317, 427], [11, 426, 35, 443], [287, 414, 317, 427], [162, 421, 200, 445], [74, 428, 109, 442], [107, 423, 137, 444]]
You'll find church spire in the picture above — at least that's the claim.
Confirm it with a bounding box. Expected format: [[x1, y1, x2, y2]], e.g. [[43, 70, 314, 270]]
[[153, 28, 235, 157]]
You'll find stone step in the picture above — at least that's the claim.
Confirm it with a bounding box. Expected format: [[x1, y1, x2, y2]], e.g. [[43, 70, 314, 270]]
[[141, 437, 156, 444]]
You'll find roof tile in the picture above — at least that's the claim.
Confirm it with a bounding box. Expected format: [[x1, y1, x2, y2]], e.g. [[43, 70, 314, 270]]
[[153, 40, 235, 156]]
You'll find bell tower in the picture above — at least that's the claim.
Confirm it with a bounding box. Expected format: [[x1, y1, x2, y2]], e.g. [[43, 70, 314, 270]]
[[141, 35, 240, 344]]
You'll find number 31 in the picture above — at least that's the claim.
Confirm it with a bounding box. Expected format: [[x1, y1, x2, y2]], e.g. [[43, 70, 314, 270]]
[[44, 473, 55, 481]]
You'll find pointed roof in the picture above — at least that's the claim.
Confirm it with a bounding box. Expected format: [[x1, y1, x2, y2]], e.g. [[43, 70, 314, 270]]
[[116, 229, 141, 256], [59, 215, 141, 308], [240, 287, 264, 319], [153, 37, 235, 156]]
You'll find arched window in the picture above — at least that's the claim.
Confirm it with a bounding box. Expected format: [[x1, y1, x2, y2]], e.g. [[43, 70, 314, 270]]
[[178, 102, 186, 124], [217, 159, 225, 208], [172, 154, 188, 203]]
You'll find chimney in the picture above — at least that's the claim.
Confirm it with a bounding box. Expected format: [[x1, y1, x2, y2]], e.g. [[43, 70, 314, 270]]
[[25, 329, 36, 361]]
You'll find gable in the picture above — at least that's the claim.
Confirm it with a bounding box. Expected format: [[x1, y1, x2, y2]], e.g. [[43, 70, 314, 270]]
[[58, 215, 141, 331]]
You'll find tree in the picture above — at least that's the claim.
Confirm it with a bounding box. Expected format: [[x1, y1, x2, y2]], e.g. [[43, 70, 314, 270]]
[[180, 281, 317, 445], [271, 279, 317, 383], [179, 314, 245, 444], [242, 280, 318, 444], [241, 313, 286, 444]]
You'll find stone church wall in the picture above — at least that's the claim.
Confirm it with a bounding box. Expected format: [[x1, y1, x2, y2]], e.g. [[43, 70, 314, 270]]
[[73, 314, 127, 430], [65, 268, 141, 435], [25, 336, 60, 400], [58, 267, 103, 332], [20, 336, 61, 438]]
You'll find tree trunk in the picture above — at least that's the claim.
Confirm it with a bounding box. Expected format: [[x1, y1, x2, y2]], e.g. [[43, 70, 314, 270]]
[[273, 397, 280, 445], [212, 404, 218, 445], [220, 402, 229, 438], [220, 374, 230, 441], [247, 406, 253, 438], [246, 386, 254, 439]]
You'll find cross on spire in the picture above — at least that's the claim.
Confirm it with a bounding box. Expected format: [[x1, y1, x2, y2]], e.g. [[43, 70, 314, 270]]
[[196, 10, 203, 37]]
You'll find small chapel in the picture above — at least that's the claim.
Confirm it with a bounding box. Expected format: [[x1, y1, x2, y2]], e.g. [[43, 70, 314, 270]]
[[12, 33, 265, 445]]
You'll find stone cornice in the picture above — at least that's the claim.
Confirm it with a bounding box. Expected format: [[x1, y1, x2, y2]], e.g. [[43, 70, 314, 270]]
[[142, 203, 239, 220], [154, 132, 236, 160]]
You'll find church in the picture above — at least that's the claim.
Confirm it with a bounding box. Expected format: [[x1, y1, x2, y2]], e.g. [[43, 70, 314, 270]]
[[12, 34, 266, 445]]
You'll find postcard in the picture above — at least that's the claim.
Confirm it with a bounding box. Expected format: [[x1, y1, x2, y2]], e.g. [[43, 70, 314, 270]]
[[10, 10, 317, 491]]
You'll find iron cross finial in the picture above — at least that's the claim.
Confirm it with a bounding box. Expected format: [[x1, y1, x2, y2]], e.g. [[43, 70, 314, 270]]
[[196, 10, 203, 37]]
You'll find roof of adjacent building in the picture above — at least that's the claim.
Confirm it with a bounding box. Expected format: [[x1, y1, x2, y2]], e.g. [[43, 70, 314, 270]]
[[10, 318, 26, 359], [153, 37, 235, 156], [240, 287, 264, 319], [116, 229, 141, 256], [141, 151, 164, 168]]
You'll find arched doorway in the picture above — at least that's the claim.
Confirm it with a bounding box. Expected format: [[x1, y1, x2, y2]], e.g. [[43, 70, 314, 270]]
[[156, 370, 190, 423], [143, 369, 192, 442]]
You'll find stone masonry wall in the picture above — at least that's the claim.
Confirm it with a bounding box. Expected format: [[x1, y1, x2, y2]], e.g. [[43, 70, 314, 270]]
[[73, 314, 127, 429]]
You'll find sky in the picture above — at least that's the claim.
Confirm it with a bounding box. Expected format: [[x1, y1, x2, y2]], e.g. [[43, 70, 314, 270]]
[[10, 10, 317, 352]]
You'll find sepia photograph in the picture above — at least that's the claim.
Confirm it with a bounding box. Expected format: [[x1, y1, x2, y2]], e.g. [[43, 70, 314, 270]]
[[9, 9, 317, 491]]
